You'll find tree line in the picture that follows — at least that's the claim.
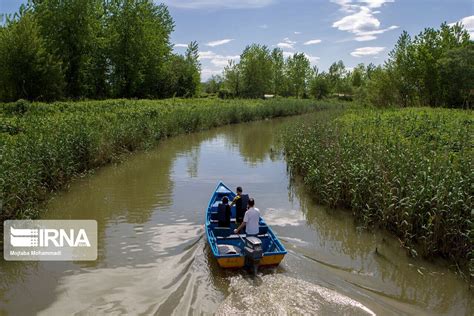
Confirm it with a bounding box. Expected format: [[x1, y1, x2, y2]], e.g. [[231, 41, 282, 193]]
[[1, 1, 472, 109], [0, 0, 201, 102], [204, 23, 473, 108]]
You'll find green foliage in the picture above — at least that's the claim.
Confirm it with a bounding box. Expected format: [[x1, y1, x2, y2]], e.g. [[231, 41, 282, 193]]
[[438, 42, 474, 108], [381, 22, 471, 108], [283, 107, 473, 271], [0, 12, 64, 101], [286, 53, 311, 98], [270, 48, 285, 95], [239, 44, 273, 98], [107, 0, 174, 98], [0, 1, 200, 101], [34, 0, 104, 98], [222, 47, 314, 99], [365, 66, 397, 107], [223, 60, 241, 97], [162, 42, 201, 98], [0, 98, 323, 219], [203, 75, 224, 94], [309, 71, 330, 100]]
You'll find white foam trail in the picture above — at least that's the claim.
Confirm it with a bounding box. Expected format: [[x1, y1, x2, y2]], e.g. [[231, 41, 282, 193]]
[[217, 274, 376, 315]]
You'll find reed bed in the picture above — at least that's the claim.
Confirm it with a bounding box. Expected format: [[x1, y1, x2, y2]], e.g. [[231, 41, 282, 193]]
[[282, 107, 473, 273]]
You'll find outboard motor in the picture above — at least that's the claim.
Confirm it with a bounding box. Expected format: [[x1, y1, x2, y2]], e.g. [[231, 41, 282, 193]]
[[244, 237, 263, 275]]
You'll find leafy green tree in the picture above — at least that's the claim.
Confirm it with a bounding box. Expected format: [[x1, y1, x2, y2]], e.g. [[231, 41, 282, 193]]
[[239, 44, 272, 98], [204, 75, 223, 94], [386, 23, 470, 107], [183, 41, 201, 97], [309, 71, 330, 100], [386, 31, 416, 107], [107, 0, 174, 98], [0, 10, 64, 101], [439, 43, 474, 108], [365, 66, 397, 107], [286, 53, 311, 98], [365, 63, 376, 80], [33, 0, 104, 98], [223, 60, 241, 97], [270, 48, 285, 96], [328, 60, 346, 91], [351, 64, 366, 88]]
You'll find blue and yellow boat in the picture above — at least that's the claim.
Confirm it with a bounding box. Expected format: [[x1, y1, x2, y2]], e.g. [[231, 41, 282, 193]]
[[206, 181, 287, 269]]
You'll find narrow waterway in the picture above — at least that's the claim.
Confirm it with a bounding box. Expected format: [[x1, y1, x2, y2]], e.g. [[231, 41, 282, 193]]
[[0, 116, 471, 315]]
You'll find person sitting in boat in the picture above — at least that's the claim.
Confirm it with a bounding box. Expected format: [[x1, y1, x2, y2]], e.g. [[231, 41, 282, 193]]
[[230, 186, 249, 225], [234, 198, 260, 236], [217, 196, 231, 227]]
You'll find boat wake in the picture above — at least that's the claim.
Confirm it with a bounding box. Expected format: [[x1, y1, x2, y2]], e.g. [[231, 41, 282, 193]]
[[216, 274, 375, 315]]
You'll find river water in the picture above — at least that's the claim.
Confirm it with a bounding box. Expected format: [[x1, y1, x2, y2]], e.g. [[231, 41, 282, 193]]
[[0, 116, 471, 315]]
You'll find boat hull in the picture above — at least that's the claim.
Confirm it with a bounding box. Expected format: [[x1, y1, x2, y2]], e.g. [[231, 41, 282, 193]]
[[217, 253, 286, 268]]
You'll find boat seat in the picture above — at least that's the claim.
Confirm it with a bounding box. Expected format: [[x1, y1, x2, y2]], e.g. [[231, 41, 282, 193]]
[[213, 227, 232, 237], [210, 211, 236, 221], [216, 233, 269, 240], [210, 219, 236, 224]]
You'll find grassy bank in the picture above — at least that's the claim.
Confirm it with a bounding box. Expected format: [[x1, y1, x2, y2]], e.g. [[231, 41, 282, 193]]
[[0, 98, 328, 219], [282, 107, 473, 274]]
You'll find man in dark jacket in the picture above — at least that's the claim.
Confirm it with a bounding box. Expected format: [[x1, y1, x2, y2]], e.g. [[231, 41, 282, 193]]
[[231, 186, 249, 226]]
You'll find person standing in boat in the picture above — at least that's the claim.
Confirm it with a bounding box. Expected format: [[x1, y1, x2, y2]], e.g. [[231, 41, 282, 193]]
[[217, 196, 231, 227], [230, 186, 249, 225], [234, 198, 260, 236]]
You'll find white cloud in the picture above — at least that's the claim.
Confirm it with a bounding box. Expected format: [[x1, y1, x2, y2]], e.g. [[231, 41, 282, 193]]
[[350, 46, 385, 57], [282, 51, 293, 58], [210, 56, 240, 67], [304, 53, 320, 64], [330, 0, 359, 13], [277, 37, 297, 49], [199, 51, 218, 59], [333, 6, 380, 33], [206, 39, 234, 47], [277, 42, 294, 49], [174, 43, 188, 48], [303, 39, 322, 45], [450, 15, 474, 40], [199, 51, 240, 67], [199, 50, 240, 80], [354, 25, 399, 41], [354, 35, 377, 41], [332, 3, 398, 41], [201, 68, 223, 80], [283, 37, 296, 44], [294, 31, 302, 34], [332, 0, 393, 11], [162, 0, 274, 9], [358, 0, 394, 8], [259, 24, 269, 29]]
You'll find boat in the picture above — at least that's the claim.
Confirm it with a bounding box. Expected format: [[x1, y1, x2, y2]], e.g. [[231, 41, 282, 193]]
[[205, 181, 287, 270]]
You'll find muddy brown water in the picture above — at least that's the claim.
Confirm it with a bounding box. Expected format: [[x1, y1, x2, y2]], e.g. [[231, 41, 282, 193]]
[[0, 116, 472, 315]]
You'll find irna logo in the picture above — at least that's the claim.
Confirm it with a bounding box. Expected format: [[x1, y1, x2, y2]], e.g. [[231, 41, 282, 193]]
[[10, 227, 91, 248], [4, 220, 97, 261]]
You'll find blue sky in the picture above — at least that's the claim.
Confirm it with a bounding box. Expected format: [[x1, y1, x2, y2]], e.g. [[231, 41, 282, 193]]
[[1, 0, 473, 80]]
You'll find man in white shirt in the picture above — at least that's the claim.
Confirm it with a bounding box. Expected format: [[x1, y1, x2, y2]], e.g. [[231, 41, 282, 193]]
[[234, 198, 260, 236]]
